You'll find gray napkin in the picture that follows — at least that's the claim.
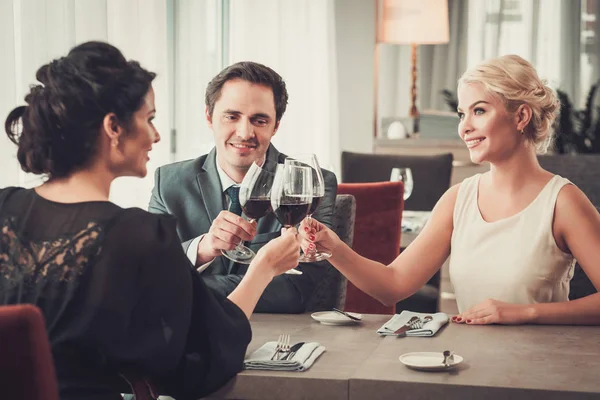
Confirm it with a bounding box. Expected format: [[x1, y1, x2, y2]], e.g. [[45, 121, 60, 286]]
[[377, 311, 449, 337], [244, 341, 326, 371]]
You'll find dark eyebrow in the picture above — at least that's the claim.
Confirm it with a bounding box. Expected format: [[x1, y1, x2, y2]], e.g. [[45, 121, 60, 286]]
[[250, 113, 271, 120], [147, 108, 156, 115], [457, 100, 490, 112], [223, 109, 271, 120]]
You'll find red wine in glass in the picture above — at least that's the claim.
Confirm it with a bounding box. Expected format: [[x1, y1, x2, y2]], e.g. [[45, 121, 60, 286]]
[[271, 163, 313, 273], [242, 197, 272, 220], [222, 161, 275, 264], [285, 155, 331, 262], [273, 200, 311, 227]]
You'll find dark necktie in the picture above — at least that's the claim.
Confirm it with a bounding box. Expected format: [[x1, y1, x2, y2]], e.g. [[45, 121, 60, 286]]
[[226, 186, 243, 216]]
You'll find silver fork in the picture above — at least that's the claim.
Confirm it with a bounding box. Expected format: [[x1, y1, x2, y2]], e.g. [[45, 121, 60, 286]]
[[271, 334, 291, 361], [271, 334, 284, 360], [278, 334, 291, 360], [411, 315, 434, 330]]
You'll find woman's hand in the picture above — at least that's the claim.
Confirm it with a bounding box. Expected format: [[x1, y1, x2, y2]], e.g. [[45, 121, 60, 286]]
[[299, 218, 341, 258], [249, 228, 300, 279], [452, 299, 537, 325]]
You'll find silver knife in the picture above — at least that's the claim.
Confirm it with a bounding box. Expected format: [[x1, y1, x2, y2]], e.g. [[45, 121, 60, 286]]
[[332, 307, 361, 321], [393, 316, 420, 335], [281, 342, 305, 360]]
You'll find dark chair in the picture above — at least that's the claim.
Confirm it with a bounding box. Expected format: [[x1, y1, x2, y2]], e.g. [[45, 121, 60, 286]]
[[337, 181, 404, 314], [0, 304, 59, 400], [341, 151, 453, 211], [306, 194, 356, 311], [538, 154, 600, 300], [341, 151, 452, 313]]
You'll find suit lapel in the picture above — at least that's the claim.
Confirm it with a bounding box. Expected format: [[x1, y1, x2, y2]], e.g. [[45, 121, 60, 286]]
[[197, 148, 224, 224]]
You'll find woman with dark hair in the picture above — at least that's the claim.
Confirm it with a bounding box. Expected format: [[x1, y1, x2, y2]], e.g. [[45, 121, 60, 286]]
[[1, 41, 300, 400]]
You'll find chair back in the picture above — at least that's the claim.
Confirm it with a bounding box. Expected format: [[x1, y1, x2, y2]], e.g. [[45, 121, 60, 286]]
[[538, 154, 600, 299], [0, 304, 59, 400], [337, 182, 404, 314], [538, 154, 600, 206], [305, 194, 356, 311], [341, 151, 453, 211]]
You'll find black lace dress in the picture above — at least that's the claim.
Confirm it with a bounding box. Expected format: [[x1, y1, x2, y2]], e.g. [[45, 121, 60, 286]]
[[0, 187, 252, 400]]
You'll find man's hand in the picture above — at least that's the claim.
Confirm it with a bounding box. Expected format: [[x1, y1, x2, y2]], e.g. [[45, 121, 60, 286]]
[[196, 210, 257, 265]]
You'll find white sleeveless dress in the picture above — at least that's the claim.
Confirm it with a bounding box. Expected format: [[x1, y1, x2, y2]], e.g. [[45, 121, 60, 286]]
[[449, 174, 576, 313]]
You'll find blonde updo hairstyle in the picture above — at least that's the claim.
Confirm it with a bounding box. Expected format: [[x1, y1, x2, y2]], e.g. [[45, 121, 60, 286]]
[[458, 55, 559, 154]]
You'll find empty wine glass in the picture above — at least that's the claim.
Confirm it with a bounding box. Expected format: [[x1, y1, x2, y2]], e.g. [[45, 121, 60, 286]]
[[390, 167, 414, 201], [271, 163, 313, 274], [221, 161, 275, 264], [285, 154, 331, 262]]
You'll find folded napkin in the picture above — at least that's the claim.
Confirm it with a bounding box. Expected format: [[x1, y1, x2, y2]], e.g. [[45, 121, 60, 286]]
[[377, 311, 449, 337], [244, 341, 326, 371], [401, 220, 418, 233], [401, 211, 430, 233]]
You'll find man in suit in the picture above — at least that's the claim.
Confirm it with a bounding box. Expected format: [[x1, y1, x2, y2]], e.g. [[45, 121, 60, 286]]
[[149, 61, 337, 313]]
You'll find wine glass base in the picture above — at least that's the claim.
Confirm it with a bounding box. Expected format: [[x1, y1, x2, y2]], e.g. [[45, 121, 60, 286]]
[[221, 247, 255, 265], [298, 251, 332, 263]]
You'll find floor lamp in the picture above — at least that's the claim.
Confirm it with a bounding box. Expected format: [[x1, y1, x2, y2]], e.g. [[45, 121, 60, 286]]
[[376, 0, 449, 136]]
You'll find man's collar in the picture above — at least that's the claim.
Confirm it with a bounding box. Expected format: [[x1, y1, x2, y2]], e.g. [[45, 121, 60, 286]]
[[215, 159, 239, 193]]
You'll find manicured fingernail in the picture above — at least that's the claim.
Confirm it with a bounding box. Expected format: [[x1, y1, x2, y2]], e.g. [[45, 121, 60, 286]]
[[304, 227, 309, 232], [456, 317, 462, 322], [466, 319, 472, 323], [309, 234, 315, 241], [309, 243, 315, 249], [451, 316, 457, 321]]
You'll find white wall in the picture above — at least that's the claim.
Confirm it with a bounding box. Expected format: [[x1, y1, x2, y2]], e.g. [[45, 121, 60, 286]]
[[334, 0, 375, 155]]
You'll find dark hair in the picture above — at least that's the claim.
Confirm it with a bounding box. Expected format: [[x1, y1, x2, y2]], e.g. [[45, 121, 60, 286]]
[[4, 41, 156, 179], [205, 61, 288, 122]]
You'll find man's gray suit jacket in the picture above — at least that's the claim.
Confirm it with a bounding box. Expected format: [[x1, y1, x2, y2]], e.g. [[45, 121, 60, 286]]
[[148, 145, 338, 313]]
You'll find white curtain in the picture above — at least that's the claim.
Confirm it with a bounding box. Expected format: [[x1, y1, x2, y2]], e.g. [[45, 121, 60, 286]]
[[227, 0, 340, 175], [0, 0, 172, 209], [171, 0, 224, 163], [466, 0, 582, 105]]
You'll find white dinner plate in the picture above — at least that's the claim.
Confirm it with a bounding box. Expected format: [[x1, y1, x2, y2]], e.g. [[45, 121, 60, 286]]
[[399, 352, 463, 371], [311, 311, 362, 325]]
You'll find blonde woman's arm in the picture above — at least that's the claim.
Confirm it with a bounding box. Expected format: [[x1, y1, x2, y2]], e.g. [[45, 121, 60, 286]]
[[300, 184, 458, 307]]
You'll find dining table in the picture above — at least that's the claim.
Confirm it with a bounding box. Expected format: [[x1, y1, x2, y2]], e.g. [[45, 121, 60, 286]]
[[206, 313, 600, 400]]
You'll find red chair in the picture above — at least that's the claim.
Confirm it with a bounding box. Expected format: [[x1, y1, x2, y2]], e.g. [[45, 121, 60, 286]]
[[337, 181, 404, 314], [0, 304, 59, 400]]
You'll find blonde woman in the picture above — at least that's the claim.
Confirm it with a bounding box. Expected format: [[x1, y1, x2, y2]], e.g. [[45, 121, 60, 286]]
[[300, 55, 600, 325]]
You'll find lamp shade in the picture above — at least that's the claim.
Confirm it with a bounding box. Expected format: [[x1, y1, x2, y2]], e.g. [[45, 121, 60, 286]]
[[377, 0, 450, 45]]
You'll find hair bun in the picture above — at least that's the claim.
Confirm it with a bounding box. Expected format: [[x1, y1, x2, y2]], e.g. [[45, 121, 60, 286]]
[[459, 54, 559, 154], [4, 41, 156, 179]]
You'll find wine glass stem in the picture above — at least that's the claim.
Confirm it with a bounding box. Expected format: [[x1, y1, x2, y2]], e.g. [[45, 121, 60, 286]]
[[235, 218, 255, 250]]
